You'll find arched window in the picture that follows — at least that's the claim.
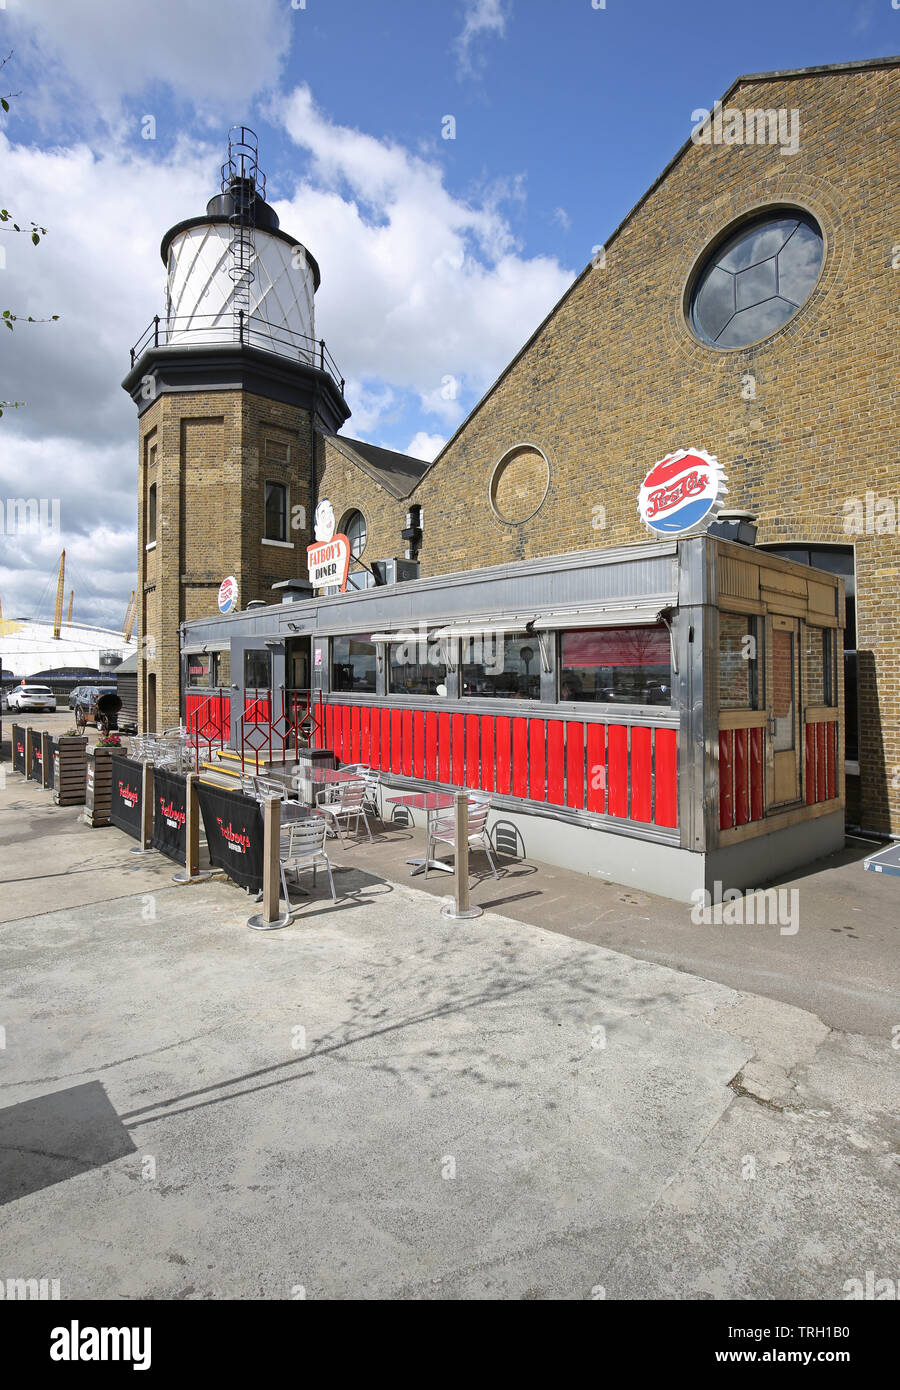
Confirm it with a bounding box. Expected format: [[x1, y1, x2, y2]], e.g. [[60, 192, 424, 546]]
[[341, 509, 367, 558]]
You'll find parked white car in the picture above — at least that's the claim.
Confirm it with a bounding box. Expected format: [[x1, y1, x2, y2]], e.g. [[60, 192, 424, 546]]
[[5, 684, 57, 712]]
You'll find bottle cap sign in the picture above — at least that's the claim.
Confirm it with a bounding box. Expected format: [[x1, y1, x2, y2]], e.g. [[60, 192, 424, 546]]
[[638, 448, 727, 536], [218, 576, 239, 613]]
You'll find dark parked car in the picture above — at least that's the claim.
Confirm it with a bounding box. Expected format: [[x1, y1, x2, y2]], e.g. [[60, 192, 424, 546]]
[[69, 684, 101, 710]]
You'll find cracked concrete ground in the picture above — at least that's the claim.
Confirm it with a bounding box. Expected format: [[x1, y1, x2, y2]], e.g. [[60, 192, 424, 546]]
[[0, 775, 897, 1299]]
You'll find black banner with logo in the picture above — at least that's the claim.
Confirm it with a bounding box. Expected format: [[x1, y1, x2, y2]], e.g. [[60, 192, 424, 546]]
[[197, 782, 264, 893], [110, 755, 143, 840], [152, 769, 187, 866], [12, 725, 26, 776], [28, 734, 44, 782]]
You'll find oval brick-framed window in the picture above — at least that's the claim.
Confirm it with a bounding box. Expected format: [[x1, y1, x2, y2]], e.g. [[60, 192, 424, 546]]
[[489, 443, 551, 525]]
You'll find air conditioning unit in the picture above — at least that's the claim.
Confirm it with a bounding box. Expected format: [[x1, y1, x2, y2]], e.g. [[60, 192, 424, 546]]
[[373, 558, 420, 586]]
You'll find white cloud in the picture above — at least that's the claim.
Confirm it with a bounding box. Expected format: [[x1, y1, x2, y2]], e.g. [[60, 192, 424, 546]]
[[552, 207, 572, 232], [4, 0, 291, 123], [454, 0, 510, 79], [405, 432, 446, 463], [275, 85, 574, 425]]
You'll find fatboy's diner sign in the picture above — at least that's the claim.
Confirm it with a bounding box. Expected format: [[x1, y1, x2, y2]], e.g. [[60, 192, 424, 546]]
[[638, 448, 727, 537], [308, 534, 351, 592]]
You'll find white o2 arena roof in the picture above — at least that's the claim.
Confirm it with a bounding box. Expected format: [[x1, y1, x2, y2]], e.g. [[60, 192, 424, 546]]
[[0, 618, 138, 680]]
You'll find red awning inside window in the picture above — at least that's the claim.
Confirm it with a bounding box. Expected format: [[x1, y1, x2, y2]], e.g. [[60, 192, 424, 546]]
[[562, 625, 669, 668]]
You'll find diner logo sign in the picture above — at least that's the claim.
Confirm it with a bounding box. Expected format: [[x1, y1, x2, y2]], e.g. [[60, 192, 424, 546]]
[[307, 534, 351, 592], [638, 448, 727, 537]]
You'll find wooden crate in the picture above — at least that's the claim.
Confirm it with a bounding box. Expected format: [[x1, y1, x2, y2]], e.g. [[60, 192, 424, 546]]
[[53, 736, 88, 806]]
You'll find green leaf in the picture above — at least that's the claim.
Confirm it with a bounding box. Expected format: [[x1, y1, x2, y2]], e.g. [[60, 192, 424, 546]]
[[1, 99, 8, 113], [31, 230, 39, 244]]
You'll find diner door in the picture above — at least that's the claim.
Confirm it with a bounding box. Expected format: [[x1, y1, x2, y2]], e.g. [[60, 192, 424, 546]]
[[230, 639, 280, 747], [767, 615, 801, 807]]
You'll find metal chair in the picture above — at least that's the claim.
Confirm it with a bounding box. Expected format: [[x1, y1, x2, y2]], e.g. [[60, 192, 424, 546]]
[[341, 764, 382, 820], [241, 774, 307, 825], [280, 813, 337, 906], [315, 778, 373, 846], [425, 793, 499, 880]]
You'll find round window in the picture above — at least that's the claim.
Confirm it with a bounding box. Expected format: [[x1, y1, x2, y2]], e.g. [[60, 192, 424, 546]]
[[689, 210, 824, 349], [489, 446, 550, 524], [340, 509, 367, 558]]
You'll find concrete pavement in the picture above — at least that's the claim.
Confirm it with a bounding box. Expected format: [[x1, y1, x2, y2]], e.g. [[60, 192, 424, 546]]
[[1, 773, 897, 1299]]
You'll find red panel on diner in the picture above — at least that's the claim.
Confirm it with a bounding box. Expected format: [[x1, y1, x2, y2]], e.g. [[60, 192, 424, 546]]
[[369, 705, 380, 768], [630, 725, 652, 822], [734, 727, 749, 827], [413, 710, 425, 778], [607, 725, 628, 818], [565, 722, 585, 810], [749, 726, 763, 822], [401, 709, 414, 776], [826, 722, 836, 800], [654, 727, 677, 827], [529, 719, 546, 802], [480, 716, 495, 792], [425, 711, 438, 781], [342, 706, 352, 763], [360, 707, 370, 765], [244, 694, 270, 723], [546, 720, 565, 805], [719, 730, 734, 828], [816, 722, 826, 804], [466, 714, 480, 788], [495, 717, 511, 794], [438, 712, 452, 783], [804, 724, 816, 803], [511, 718, 528, 798], [391, 709, 402, 774], [351, 706, 361, 764], [585, 723, 605, 813], [381, 707, 391, 773], [452, 713, 465, 785]]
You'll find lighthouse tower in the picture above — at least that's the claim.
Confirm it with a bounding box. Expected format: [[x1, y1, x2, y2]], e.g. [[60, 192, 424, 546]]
[[123, 128, 349, 732]]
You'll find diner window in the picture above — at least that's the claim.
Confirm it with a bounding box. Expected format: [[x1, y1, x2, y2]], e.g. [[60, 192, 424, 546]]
[[805, 626, 836, 707], [217, 649, 230, 686], [559, 625, 671, 706], [264, 482, 287, 542], [244, 649, 271, 691], [389, 639, 447, 695], [719, 613, 761, 709], [187, 653, 211, 687], [462, 632, 542, 700], [332, 634, 377, 694]]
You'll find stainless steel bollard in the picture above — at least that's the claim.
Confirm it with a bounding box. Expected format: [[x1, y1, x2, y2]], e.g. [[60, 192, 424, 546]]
[[441, 791, 483, 921]]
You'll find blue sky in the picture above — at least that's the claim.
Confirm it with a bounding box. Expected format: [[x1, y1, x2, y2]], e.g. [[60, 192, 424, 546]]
[[0, 0, 897, 625]]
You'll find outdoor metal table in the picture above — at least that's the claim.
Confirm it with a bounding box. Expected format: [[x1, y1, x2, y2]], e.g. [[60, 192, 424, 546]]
[[386, 792, 456, 876], [292, 765, 363, 808]]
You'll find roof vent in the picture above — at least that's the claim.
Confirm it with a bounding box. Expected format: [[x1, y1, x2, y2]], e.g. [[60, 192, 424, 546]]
[[708, 510, 758, 546]]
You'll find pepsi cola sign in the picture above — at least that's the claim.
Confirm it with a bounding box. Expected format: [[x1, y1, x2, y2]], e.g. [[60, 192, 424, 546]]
[[218, 576, 239, 614], [638, 448, 727, 537]]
